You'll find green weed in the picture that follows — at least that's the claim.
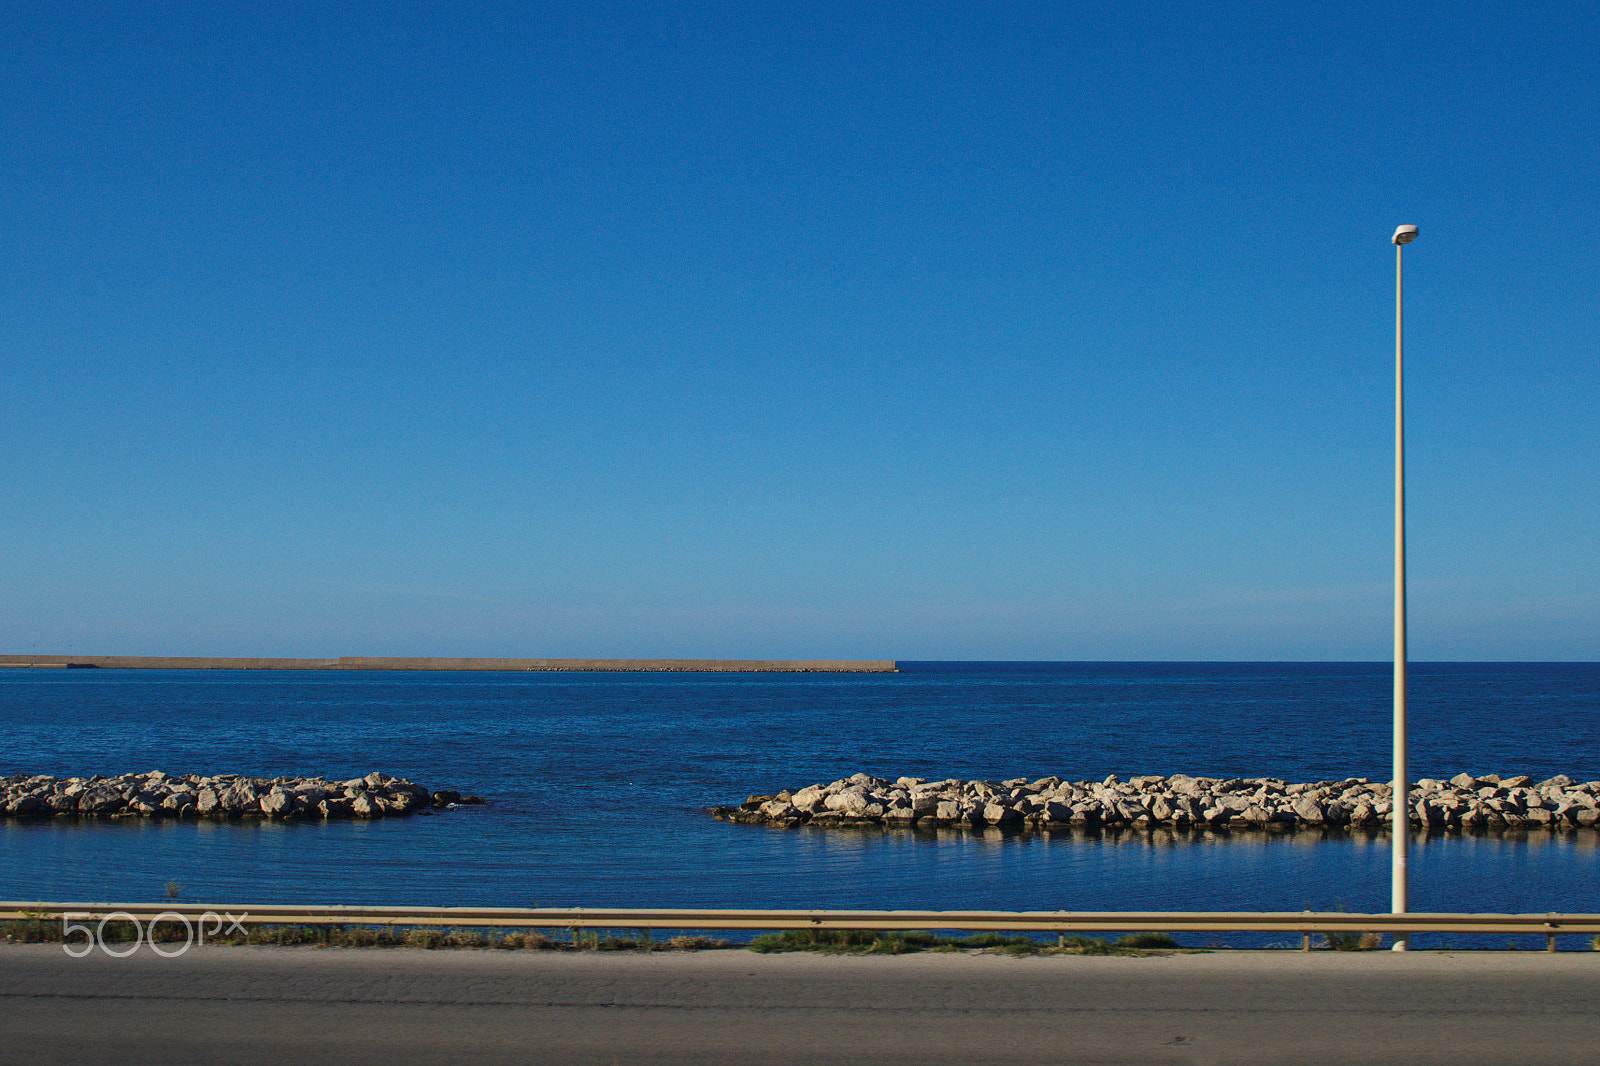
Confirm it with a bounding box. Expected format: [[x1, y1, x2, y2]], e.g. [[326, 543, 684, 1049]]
[[1116, 932, 1181, 949], [744, 929, 1172, 955], [1319, 902, 1381, 950]]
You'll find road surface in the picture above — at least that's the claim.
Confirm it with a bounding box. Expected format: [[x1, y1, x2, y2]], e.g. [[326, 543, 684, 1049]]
[[2, 944, 1596, 1064]]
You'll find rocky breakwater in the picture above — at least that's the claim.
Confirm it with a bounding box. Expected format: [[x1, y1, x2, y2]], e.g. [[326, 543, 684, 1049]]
[[713, 772, 1600, 832], [0, 771, 484, 821]]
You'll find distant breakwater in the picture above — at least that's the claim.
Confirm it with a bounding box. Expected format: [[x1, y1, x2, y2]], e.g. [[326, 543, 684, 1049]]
[[0, 655, 897, 673], [1, 772, 482, 821], [714, 772, 1600, 832]]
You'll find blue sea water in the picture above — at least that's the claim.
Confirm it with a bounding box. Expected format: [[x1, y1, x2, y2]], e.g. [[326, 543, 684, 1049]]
[[2, 662, 1597, 947]]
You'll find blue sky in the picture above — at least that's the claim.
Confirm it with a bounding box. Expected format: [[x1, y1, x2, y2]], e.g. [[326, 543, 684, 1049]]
[[4, 1, 1595, 661]]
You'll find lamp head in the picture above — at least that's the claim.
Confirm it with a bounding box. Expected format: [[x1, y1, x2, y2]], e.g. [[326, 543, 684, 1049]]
[[1392, 225, 1419, 245]]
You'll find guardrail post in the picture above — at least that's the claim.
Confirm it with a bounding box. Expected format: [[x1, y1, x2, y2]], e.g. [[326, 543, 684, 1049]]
[[1301, 933, 1310, 952]]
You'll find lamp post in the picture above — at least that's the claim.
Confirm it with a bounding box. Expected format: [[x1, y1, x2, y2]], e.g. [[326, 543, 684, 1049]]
[[1391, 223, 1418, 949]]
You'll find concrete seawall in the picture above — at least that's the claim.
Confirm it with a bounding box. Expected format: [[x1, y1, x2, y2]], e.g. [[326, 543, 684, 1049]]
[[0, 655, 897, 673]]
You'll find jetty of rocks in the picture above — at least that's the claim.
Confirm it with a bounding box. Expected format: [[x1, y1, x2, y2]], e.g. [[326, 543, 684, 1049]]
[[713, 772, 1600, 832], [0, 771, 482, 821]]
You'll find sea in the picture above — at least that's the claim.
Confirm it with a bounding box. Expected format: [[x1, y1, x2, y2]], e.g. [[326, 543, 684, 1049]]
[[2, 661, 1597, 948]]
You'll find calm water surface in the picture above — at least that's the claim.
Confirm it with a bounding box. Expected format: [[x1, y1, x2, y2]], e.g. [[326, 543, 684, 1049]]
[[3, 662, 1597, 946]]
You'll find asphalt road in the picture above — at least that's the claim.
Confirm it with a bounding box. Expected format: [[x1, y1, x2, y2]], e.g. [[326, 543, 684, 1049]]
[[2, 944, 1596, 1064]]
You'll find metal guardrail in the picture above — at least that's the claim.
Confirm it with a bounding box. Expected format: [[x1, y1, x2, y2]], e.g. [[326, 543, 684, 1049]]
[[4, 902, 1598, 949]]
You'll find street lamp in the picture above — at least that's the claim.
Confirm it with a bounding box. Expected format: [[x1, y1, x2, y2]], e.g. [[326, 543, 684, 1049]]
[[1391, 223, 1418, 949]]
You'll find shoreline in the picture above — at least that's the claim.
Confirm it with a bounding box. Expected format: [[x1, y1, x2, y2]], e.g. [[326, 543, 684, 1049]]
[[0, 655, 897, 673]]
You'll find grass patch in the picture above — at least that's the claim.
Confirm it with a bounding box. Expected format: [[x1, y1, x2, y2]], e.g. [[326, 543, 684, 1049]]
[[570, 929, 670, 951], [1115, 932, 1182, 949], [1312, 896, 1388, 947], [0, 919, 731, 951], [4, 909, 63, 944], [745, 929, 1179, 955], [2, 918, 1186, 955], [748, 929, 888, 953], [1321, 931, 1385, 951], [1317, 902, 1383, 950]]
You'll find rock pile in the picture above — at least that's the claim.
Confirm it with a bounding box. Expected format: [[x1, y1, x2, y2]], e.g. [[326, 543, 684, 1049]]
[[0, 771, 483, 821], [713, 772, 1600, 832]]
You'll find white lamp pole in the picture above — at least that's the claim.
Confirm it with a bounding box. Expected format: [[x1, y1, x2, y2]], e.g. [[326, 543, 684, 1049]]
[[1390, 223, 1418, 949]]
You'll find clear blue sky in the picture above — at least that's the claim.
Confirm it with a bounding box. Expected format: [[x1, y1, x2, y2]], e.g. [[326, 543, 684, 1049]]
[[4, 1, 1595, 661]]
